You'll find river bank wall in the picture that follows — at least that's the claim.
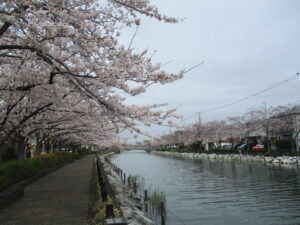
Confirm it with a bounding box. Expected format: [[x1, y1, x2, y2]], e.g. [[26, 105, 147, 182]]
[[98, 155, 154, 225], [150, 151, 300, 165]]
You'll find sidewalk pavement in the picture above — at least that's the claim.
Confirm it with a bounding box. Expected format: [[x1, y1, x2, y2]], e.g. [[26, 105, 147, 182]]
[[0, 155, 95, 225]]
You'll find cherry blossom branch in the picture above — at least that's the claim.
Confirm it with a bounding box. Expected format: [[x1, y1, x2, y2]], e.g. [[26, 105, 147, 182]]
[[0, 103, 53, 145]]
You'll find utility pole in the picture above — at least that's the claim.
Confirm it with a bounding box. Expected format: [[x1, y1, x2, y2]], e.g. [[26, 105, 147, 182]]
[[196, 112, 202, 124], [296, 115, 300, 152], [195, 112, 202, 145]]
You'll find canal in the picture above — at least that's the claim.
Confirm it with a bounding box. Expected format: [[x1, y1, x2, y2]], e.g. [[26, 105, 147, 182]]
[[110, 150, 300, 225]]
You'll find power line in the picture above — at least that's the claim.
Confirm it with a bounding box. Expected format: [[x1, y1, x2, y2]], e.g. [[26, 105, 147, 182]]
[[291, 98, 300, 105], [200, 71, 299, 113]]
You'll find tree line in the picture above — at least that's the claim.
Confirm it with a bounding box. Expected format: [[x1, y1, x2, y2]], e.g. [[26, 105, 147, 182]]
[[148, 104, 300, 153], [0, 0, 183, 161]]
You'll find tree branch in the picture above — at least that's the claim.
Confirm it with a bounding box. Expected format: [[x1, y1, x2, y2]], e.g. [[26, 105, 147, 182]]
[[0, 102, 53, 145]]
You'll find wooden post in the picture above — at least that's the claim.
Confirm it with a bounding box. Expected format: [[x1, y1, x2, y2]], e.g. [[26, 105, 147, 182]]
[[133, 182, 137, 194], [144, 190, 148, 201], [144, 190, 148, 212], [106, 204, 114, 218], [160, 202, 165, 225], [123, 173, 126, 184], [102, 191, 107, 201]]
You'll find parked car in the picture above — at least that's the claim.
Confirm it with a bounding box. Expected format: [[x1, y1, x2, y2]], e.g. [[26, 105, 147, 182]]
[[252, 144, 264, 150], [238, 143, 256, 150], [237, 144, 247, 150], [234, 143, 243, 149]]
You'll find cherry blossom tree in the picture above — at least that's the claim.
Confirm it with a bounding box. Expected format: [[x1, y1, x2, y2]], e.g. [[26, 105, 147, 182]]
[[273, 105, 300, 152], [0, 0, 186, 160], [149, 103, 300, 153], [248, 103, 278, 152], [228, 112, 259, 151], [205, 120, 228, 148]]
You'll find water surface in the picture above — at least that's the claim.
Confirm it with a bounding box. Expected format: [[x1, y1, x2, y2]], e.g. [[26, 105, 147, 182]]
[[110, 151, 300, 225]]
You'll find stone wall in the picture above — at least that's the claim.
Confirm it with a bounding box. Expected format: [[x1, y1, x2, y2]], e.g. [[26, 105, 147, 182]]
[[150, 151, 300, 165], [98, 155, 154, 225]]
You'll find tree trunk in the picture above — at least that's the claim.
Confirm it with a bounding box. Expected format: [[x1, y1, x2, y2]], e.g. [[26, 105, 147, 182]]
[[15, 136, 26, 160], [266, 128, 271, 154], [246, 135, 250, 151], [36, 140, 42, 155]]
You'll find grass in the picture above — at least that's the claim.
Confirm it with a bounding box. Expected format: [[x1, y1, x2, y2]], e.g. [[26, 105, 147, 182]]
[[0, 152, 76, 192], [148, 188, 166, 209], [126, 173, 166, 209], [127, 174, 145, 194]]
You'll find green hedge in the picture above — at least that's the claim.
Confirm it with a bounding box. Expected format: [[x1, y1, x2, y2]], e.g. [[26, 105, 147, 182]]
[[0, 152, 76, 192]]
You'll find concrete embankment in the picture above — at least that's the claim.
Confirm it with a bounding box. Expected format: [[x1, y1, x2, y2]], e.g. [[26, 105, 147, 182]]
[[150, 151, 300, 165], [98, 155, 154, 225]]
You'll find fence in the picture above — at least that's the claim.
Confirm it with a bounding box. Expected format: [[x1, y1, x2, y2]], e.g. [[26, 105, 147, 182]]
[[104, 156, 188, 225], [96, 156, 127, 225]]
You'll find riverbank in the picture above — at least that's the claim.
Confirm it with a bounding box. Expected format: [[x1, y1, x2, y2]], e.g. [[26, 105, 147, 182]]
[[98, 155, 154, 225], [111, 150, 300, 225], [150, 151, 300, 165]]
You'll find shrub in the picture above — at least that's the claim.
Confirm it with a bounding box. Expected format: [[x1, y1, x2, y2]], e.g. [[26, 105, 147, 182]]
[[31, 154, 59, 168], [55, 152, 74, 163], [76, 147, 90, 156], [0, 175, 13, 191], [73, 153, 81, 159], [0, 152, 75, 192]]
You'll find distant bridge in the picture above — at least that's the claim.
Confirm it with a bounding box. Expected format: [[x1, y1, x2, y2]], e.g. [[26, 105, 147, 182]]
[[121, 145, 147, 151]]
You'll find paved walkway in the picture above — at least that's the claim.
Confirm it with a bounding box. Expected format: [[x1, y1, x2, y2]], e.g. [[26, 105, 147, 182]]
[[0, 155, 95, 225]]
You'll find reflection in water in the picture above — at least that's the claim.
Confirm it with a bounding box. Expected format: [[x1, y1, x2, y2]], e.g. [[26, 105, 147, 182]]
[[110, 150, 300, 225]]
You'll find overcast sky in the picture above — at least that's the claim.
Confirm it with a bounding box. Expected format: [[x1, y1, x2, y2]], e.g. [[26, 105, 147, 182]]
[[119, 0, 300, 143]]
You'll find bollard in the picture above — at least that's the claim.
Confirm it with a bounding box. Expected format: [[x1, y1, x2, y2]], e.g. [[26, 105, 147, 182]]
[[106, 204, 114, 218], [123, 173, 126, 184]]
